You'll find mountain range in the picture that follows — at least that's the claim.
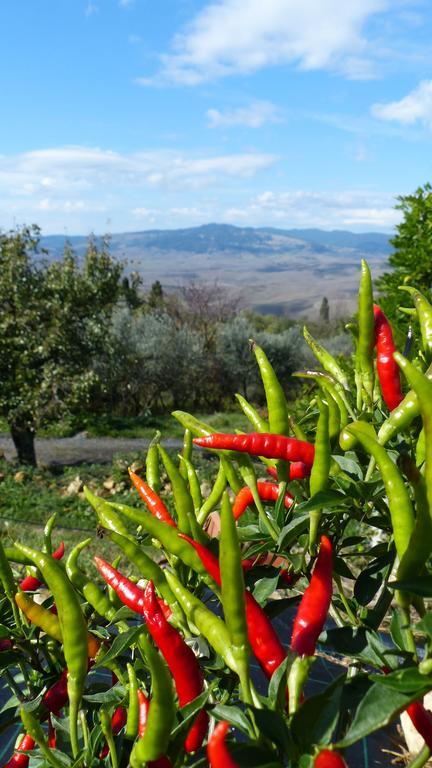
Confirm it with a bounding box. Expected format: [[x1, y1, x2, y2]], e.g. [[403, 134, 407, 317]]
[[41, 224, 392, 319]]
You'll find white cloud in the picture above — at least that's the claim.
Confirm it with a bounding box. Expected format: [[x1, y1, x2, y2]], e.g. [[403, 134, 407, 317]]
[[371, 80, 432, 127], [225, 189, 400, 229], [206, 100, 282, 128], [138, 0, 386, 85]]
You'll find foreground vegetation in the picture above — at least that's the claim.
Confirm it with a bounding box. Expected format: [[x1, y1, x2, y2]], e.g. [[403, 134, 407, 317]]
[[2, 259, 432, 768]]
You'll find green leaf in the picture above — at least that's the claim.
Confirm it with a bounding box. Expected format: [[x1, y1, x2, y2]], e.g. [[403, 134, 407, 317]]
[[93, 624, 144, 668], [211, 704, 254, 736], [268, 655, 293, 711], [253, 576, 280, 605], [369, 667, 432, 693], [291, 674, 345, 750], [250, 707, 292, 752], [277, 513, 309, 548], [337, 682, 431, 747], [83, 686, 125, 704], [296, 491, 347, 512], [332, 454, 363, 480], [389, 577, 432, 596]]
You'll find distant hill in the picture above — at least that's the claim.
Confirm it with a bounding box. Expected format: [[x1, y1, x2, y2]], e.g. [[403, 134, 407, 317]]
[[41, 224, 392, 319]]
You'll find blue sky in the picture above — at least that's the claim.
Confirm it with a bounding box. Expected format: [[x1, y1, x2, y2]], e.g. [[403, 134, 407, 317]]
[[1, 0, 432, 234]]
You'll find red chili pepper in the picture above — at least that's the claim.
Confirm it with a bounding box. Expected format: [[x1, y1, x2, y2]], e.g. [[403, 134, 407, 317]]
[[232, 481, 293, 520], [134, 689, 172, 768], [267, 462, 311, 481], [373, 305, 404, 411], [0, 638, 13, 651], [314, 749, 348, 767], [156, 596, 172, 621], [129, 469, 176, 527], [42, 668, 68, 715], [19, 541, 65, 592], [100, 705, 127, 758], [406, 701, 432, 750], [143, 581, 208, 753], [193, 433, 315, 465], [179, 534, 286, 679], [291, 535, 333, 657], [3, 734, 36, 768], [207, 721, 239, 768], [94, 556, 144, 613]]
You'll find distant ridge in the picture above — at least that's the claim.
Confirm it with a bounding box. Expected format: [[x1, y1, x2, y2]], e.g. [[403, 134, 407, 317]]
[[41, 223, 391, 319]]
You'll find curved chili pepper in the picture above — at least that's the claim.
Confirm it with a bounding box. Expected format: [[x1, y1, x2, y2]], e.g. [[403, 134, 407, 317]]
[[309, 398, 331, 550], [252, 340, 289, 435], [406, 701, 432, 750], [94, 556, 144, 613], [179, 533, 286, 679], [129, 632, 176, 767], [0, 540, 21, 629], [143, 581, 208, 753], [400, 286, 432, 359], [197, 459, 226, 525], [303, 327, 349, 391], [126, 661, 139, 739], [193, 432, 315, 465], [128, 469, 176, 527], [135, 690, 172, 767], [19, 541, 65, 592], [232, 481, 293, 520], [207, 721, 239, 768], [314, 749, 348, 767], [267, 462, 311, 481], [15, 542, 88, 758], [157, 445, 194, 536], [180, 428, 193, 479], [235, 393, 269, 432], [100, 706, 127, 758], [373, 305, 403, 411], [291, 535, 333, 657], [3, 734, 36, 768], [179, 455, 202, 512]]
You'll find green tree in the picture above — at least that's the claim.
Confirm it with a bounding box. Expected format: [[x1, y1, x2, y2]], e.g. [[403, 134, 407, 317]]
[[0, 226, 133, 465], [376, 183, 432, 326]]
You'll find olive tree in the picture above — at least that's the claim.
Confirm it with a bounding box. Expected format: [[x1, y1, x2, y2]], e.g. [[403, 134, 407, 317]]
[[0, 226, 133, 464]]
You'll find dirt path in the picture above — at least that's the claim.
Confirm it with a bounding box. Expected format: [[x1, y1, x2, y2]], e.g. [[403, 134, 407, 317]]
[[0, 433, 183, 466]]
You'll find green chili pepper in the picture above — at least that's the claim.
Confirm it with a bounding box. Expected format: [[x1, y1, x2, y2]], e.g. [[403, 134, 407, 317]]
[[130, 632, 176, 767], [356, 260, 375, 408], [289, 415, 309, 442], [219, 455, 243, 495], [309, 398, 331, 550], [66, 538, 118, 622], [219, 492, 251, 703], [15, 591, 63, 643], [377, 363, 432, 445], [394, 352, 432, 538], [20, 707, 64, 768], [157, 445, 195, 537], [2, 546, 33, 565], [107, 530, 187, 630], [235, 393, 269, 432], [179, 454, 202, 513], [400, 287, 432, 360], [252, 339, 289, 484], [303, 327, 349, 390], [43, 513, 57, 556], [343, 422, 416, 602], [179, 429, 193, 479], [126, 662, 139, 739], [146, 432, 161, 493], [165, 570, 237, 672], [100, 708, 118, 768], [84, 486, 131, 539], [14, 542, 88, 757], [197, 459, 226, 525], [0, 540, 21, 629], [417, 427, 426, 466]]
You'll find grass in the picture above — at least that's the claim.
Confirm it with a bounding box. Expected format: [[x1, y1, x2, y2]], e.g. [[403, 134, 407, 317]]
[[0, 448, 221, 581]]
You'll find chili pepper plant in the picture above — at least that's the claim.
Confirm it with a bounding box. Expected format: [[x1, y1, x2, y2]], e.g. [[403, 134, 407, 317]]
[[2, 260, 432, 767]]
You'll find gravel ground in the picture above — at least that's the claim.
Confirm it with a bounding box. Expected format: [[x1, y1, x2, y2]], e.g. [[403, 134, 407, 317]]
[[0, 434, 183, 466]]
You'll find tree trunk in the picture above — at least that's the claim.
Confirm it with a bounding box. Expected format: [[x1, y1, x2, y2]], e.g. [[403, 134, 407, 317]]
[[10, 425, 37, 466]]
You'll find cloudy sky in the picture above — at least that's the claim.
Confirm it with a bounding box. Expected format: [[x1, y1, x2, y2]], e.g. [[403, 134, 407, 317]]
[[1, 0, 432, 234]]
